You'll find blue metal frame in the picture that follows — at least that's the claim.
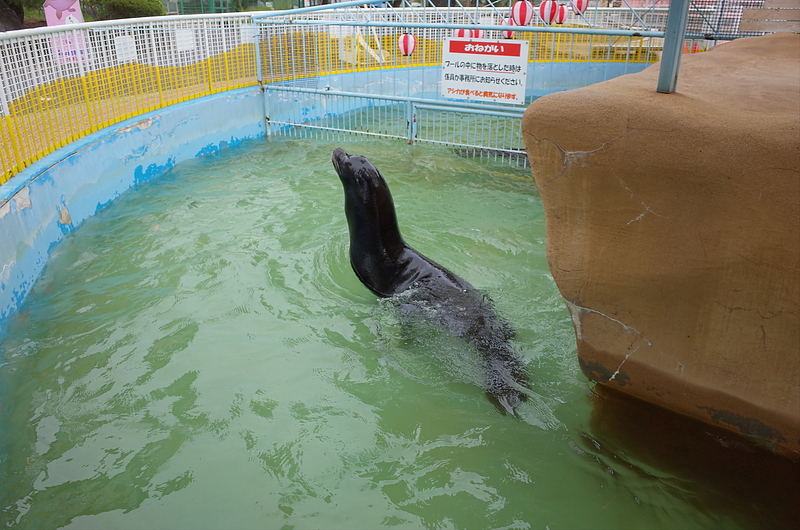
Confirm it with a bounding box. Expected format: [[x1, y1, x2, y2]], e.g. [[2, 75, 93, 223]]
[[657, 0, 691, 93]]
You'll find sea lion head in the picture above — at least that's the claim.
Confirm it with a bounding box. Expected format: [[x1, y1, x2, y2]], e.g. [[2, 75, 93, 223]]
[[332, 148, 391, 208], [331, 148, 402, 243], [332, 148, 407, 295]]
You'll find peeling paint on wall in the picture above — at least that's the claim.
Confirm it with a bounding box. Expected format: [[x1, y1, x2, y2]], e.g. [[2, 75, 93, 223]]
[[0, 187, 31, 218], [57, 204, 73, 234], [15, 187, 31, 211], [117, 116, 158, 134]]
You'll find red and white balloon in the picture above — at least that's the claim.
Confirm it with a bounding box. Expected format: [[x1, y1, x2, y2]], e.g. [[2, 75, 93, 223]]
[[571, 0, 589, 15], [511, 1, 534, 26], [500, 16, 516, 39], [452, 28, 485, 38], [398, 33, 416, 56], [539, 0, 559, 24], [554, 3, 568, 24]]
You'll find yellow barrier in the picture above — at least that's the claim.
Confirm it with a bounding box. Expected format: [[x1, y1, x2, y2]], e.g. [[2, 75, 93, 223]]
[[1, 42, 258, 185], [520, 30, 662, 64]]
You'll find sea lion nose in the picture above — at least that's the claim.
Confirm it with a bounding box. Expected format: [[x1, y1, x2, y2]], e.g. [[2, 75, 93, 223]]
[[332, 148, 351, 174], [332, 148, 348, 162]]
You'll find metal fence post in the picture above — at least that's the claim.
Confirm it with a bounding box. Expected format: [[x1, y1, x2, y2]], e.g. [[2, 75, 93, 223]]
[[253, 24, 271, 138], [406, 101, 416, 145], [657, 0, 691, 94]]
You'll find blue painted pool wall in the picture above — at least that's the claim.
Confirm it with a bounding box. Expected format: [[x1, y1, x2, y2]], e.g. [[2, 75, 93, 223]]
[[0, 87, 266, 328]]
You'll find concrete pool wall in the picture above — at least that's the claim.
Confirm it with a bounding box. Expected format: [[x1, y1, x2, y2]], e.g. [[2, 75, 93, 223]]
[[0, 87, 265, 329], [522, 33, 800, 458]]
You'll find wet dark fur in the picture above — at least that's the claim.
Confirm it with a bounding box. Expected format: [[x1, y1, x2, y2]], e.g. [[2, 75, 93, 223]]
[[332, 148, 529, 414]]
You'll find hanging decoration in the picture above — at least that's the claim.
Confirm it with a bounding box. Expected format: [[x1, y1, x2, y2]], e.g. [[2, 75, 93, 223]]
[[571, 0, 589, 15], [539, 0, 558, 24], [554, 3, 568, 24], [472, 29, 486, 38], [453, 28, 473, 38], [511, 1, 535, 26], [500, 16, 516, 39], [398, 33, 416, 56]]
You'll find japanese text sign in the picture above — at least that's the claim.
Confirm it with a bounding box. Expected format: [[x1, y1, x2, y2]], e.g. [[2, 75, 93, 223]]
[[441, 38, 529, 104]]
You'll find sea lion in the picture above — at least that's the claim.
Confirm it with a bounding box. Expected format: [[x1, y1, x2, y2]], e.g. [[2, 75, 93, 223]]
[[332, 147, 529, 414]]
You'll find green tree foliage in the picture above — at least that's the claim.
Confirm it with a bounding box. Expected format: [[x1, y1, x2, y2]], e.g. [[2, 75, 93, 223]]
[[0, 0, 23, 30], [5, 0, 22, 20], [13, 0, 38, 15], [98, 0, 165, 19]]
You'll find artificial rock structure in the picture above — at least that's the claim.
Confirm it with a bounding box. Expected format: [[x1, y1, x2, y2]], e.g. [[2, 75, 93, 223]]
[[522, 33, 800, 457]]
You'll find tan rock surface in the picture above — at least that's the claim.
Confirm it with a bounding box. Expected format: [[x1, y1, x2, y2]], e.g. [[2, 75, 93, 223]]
[[522, 33, 800, 457]]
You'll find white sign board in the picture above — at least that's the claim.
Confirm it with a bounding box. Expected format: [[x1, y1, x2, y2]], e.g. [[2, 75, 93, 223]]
[[174, 29, 196, 52], [441, 38, 529, 104], [114, 35, 137, 64]]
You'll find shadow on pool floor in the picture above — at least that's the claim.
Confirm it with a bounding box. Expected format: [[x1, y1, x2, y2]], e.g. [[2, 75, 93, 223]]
[[582, 385, 799, 530]]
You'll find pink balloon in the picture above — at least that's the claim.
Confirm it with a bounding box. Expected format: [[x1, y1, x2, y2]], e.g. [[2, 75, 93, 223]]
[[554, 3, 568, 24], [511, 1, 535, 26], [398, 33, 416, 56], [539, 0, 558, 24], [501, 16, 516, 39], [571, 0, 589, 15]]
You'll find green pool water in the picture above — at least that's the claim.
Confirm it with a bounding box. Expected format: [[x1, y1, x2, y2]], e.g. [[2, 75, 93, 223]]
[[0, 138, 784, 529]]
